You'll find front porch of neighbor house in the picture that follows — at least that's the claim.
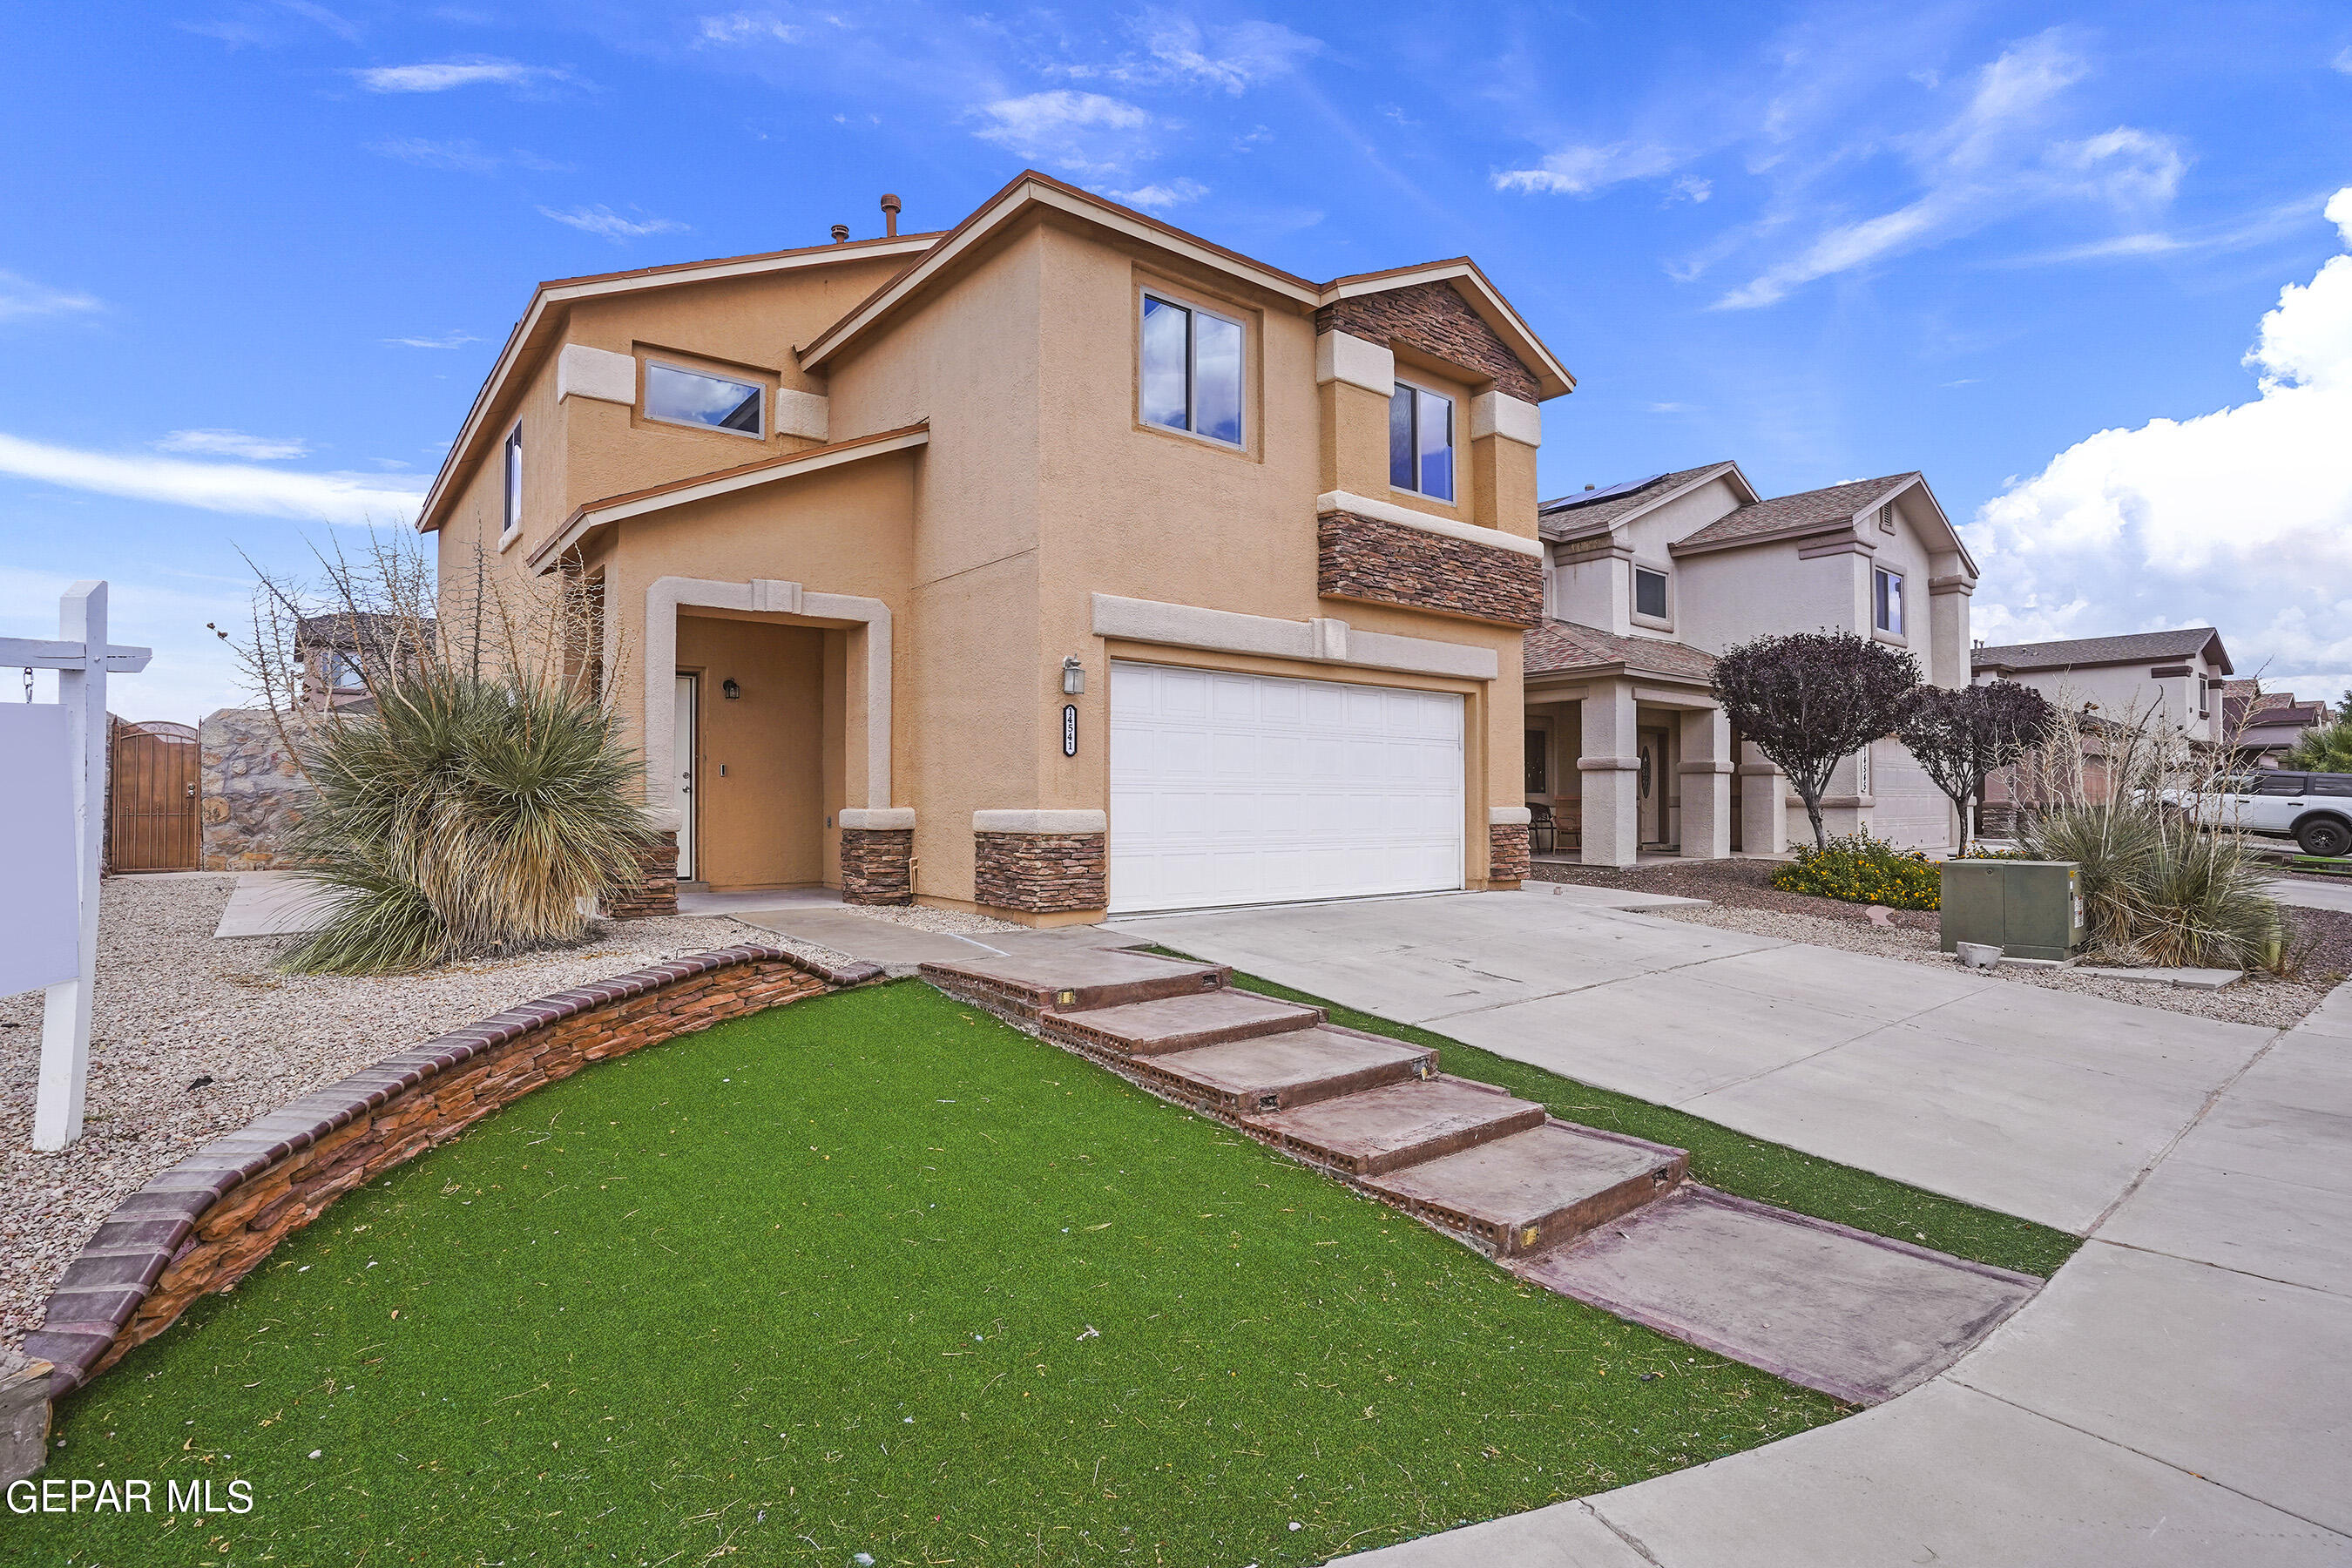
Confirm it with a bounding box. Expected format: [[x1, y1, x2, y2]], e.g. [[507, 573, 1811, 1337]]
[[1521, 619, 1786, 867]]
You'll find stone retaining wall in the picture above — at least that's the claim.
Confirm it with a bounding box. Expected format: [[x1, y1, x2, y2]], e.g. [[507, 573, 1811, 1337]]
[[198, 707, 311, 871], [974, 831, 1108, 914], [17, 944, 878, 1420], [1318, 510, 1544, 627]]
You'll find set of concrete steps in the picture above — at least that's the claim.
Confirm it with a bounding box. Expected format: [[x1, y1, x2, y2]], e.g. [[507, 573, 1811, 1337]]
[[920, 947, 2040, 1404]]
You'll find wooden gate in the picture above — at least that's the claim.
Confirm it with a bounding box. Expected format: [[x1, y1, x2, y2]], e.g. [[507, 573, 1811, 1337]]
[[108, 720, 200, 871]]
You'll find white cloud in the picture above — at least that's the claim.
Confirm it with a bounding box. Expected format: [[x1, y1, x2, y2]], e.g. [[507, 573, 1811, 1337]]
[[0, 432, 425, 525], [1104, 178, 1207, 211], [351, 59, 564, 92], [973, 91, 1155, 178], [538, 206, 689, 240], [1123, 13, 1319, 94], [0, 565, 253, 727], [1966, 189, 2352, 693], [157, 429, 309, 461], [1713, 31, 2184, 308], [367, 136, 501, 174], [0, 270, 102, 322], [383, 329, 484, 348], [2334, 45, 2352, 75], [1645, 402, 1700, 413], [696, 12, 796, 45], [1494, 141, 1683, 197]]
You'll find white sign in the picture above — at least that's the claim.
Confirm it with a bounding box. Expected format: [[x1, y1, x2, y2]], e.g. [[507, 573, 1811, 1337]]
[[0, 703, 78, 996]]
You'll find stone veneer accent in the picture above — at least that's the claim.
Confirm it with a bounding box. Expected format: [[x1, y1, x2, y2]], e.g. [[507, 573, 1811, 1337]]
[[1489, 821, 1531, 882], [198, 707, 311, 871], [605, 834, 680, 919], [16, 945, 879, 1420], [975, 832, 1108, 914], [840, 828, 914, 906], [1315, 282, 1540, 403], [1320, 510, 1544, 628]]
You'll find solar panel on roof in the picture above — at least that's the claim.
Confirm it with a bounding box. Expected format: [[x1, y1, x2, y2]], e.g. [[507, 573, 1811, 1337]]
[[1544, 472, 1666, 510]]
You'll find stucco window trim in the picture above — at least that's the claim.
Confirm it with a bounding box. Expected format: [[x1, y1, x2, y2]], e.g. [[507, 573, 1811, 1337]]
[[557, 343, 637, 406], [974, 809, 1107, 835], [643, 576, 895, 835], [1315, 490, 1542, 559], [1315, 330, 1395, 396], [1090, 592, 1499, 682], [1468, 390, 1542, 449]]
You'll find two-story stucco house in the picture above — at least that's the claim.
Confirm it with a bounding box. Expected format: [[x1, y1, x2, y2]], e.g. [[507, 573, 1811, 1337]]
[[1523, 461, 1978, 862], [1970, 628, 2234, 744], [414, 172, 1572, 923]]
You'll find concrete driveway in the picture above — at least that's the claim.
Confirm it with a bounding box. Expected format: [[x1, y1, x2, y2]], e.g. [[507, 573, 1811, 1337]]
[[1114, 890, 2349, 1566], [1124, 888, 2274, 1233]]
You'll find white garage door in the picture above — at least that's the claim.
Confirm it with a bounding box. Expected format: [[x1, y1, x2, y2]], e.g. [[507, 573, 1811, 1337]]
[[1109, 661, 1464, 915], [1869, 739, 1955, 851]]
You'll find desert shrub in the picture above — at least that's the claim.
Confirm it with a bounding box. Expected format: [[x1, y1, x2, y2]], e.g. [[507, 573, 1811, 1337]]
[[2283, 716, 2352, 774], [1774, 832, 1942, 910], [279, 671, 653, 975], [2025, 802, 2278, 970]]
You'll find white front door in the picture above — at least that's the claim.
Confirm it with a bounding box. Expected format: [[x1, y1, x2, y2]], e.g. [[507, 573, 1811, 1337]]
[[672, 673, 698, 880], [1108, 660, 1464, 915]]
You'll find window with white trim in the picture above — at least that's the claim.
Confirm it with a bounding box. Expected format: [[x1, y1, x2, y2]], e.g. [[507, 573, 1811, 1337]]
[[1633, 566, 1669, 621], [1389, 379, 1456, 501], [1873, 566, 1904, 636], [1139, 292, 1243, 446], [645, 362, 765, 437], [502, 423, 523, 541]]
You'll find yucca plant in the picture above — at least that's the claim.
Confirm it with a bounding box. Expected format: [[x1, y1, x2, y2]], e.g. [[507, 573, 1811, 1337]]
[[278, 670, 653, 974]]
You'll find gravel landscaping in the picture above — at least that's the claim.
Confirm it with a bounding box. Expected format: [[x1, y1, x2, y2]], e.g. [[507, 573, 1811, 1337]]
[[0, 873, 815, 1353]]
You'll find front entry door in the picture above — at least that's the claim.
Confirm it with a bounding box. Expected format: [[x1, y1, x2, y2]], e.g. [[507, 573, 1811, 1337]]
[[1638, 727, 1668, 845], [672, 672, 698, 880]]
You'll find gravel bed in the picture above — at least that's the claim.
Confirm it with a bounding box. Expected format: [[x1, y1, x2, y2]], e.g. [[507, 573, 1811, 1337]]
[[1531, 856, 1941, 931], [1640, 902, 2334, 1029], [843, 903, 1025, 936], [0, 874, 815, 1353]]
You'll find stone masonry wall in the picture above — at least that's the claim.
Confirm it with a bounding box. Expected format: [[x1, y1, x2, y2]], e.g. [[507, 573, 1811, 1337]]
[[1319, 511, 1544, 628], [840, 828, 914, 906], [1315, 282, 1540, 402], [605, 834, 680, 919], [1488, 822, 1531, 882], [974, 832, 1107, 914], [19, 945, 878, 1407], [198, 707, 312, 871]]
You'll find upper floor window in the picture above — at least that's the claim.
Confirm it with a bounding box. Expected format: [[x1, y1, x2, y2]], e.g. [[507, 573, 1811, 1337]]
[[1389, 380, 1455, 502], [1873, 566, 1904, 636], [502, 423, 523, 541], [312, 650, 364, 693], [645, 362, 764, 437], [1139, 293, 1243, 446], [1633, 567, 1669, 621]]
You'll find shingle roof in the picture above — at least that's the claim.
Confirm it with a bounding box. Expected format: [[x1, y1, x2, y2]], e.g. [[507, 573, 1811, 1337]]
[[1673, 473, 1917, 551], [1971, 627, 2230, 675], [1537, 463, 1730, 541], [1524, 619, 1718, 682]]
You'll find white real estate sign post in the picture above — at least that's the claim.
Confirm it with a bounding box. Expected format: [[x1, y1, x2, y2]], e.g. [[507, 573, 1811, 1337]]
[[0, 582, 151, 1151]]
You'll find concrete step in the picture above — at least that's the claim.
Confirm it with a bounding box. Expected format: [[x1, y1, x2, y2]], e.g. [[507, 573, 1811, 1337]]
[[1044, 987, 1325, 1057], [1362, 1120, 1687, 1260], [1124, 1024, 1437, 1119], [1513, 1186, 2041, 1405], [919, 949, 1231, 1021], [1243, 1074, 1548, 1178]]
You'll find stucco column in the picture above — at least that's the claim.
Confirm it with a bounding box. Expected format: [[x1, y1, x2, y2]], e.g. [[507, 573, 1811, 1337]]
[[1678, 707, 1732, 860], [1737, 740, 1787, 857], [1578, 678, 1639, 867]]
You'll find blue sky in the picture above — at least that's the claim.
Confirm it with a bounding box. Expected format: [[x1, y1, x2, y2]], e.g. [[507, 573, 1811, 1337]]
[[3, 1, 2350, 721]]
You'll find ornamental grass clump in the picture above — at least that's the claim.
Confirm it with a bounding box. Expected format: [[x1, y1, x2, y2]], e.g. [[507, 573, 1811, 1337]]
[[1773, 831, 1942, 910]]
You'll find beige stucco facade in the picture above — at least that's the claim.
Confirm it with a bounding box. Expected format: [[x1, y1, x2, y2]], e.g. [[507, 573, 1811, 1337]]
[[419, 172, 1571, 921]]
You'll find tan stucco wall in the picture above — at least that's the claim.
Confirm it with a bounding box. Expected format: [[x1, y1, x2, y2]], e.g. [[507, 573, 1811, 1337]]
[[1987, 658, 2224, 743], [675, 614, 826, 887]]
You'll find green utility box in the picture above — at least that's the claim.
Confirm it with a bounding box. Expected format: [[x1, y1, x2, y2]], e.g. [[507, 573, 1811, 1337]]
[[1939, 860, 2087, 961]]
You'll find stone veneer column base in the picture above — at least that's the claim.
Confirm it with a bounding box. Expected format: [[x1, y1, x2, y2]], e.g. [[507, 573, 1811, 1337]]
[[605, 832, 679, 919], [840, 828, 914, 905], [974, 832, 1108, 916], [1488, 821, 1531, 883]]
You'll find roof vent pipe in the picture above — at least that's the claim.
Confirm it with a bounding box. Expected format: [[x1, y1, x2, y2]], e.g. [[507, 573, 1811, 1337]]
[[881, 193, 902, 237], [830, 223, 849, 243]]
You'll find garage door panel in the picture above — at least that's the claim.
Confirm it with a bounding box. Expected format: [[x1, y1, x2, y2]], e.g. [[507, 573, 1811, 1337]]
[[1110, 660, 1465, 914]]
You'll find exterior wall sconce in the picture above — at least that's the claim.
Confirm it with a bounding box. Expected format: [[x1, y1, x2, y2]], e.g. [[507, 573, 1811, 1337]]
[[721, 679, 741, 700], [1061, 656, 1085, 696]]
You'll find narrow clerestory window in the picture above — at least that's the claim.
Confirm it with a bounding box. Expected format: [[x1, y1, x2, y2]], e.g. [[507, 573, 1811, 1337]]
[[502, 422, 523, 542], [645, 363, 765, 437]]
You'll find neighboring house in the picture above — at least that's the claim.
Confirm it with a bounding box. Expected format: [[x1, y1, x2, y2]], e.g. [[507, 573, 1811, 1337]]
[[1970, 628, 2234, 744], [294, 612, 432, 713], [1524, 461, 1977, 862], [2222, 681, 2329, 766], [414, 172, 1572, 923]]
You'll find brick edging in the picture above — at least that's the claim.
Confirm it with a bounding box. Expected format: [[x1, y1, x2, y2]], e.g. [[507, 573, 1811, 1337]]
[[19, 944, 882, 1403]]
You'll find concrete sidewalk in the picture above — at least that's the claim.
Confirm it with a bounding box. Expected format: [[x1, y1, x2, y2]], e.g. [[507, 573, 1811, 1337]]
[[2270, 875, 2352, 914], [1338, 983, 2352, 1566]]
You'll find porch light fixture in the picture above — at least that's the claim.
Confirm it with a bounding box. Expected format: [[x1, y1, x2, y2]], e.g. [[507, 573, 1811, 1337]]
[[721, 679, 741, 700], [1061, 656, 1085, 696]]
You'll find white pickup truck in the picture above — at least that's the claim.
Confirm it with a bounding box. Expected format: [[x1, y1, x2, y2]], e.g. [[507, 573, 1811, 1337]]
[[2177, 771, 2352, 858]]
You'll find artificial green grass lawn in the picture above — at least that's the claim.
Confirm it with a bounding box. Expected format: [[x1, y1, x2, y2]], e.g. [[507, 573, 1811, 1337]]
[[1185, 961, 2083, 1281], [29, 982, 1842, 1567]]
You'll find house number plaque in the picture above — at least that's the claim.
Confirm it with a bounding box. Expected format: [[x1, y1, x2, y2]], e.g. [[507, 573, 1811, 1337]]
[[1062, 704, 1078, 757]]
